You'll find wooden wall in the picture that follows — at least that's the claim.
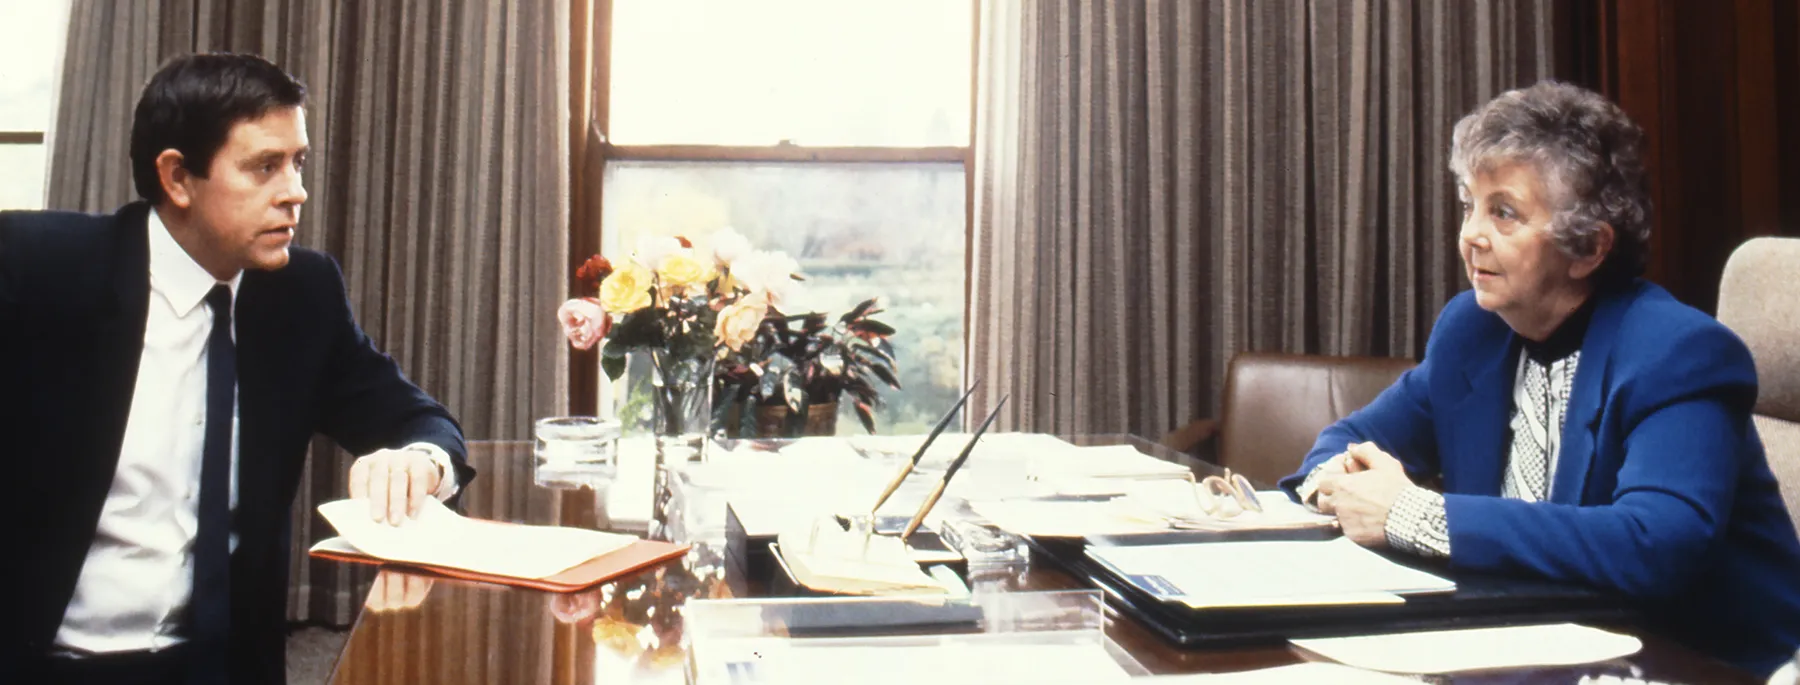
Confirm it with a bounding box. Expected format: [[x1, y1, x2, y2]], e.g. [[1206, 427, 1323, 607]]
[[1564, 0, 1800, 313]]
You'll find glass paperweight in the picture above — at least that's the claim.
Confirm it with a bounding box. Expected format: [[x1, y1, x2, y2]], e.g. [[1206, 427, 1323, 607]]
[[533, 416, 619, 489]]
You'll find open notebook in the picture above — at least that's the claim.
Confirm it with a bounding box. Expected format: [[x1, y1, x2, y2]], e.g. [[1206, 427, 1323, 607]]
[[309, 498, 688, 593]]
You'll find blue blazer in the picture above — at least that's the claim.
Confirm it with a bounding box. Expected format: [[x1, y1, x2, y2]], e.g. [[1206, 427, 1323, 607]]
[[1280, 281, 1800, 674]]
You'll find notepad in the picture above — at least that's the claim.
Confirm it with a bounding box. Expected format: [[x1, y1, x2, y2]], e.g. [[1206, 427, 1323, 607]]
[[315, 497, 636, 580], [1086, 538, 1454, 609]]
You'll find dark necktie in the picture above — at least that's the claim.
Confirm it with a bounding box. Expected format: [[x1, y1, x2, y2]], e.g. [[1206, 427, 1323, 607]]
[[188, 284, 235, 684]]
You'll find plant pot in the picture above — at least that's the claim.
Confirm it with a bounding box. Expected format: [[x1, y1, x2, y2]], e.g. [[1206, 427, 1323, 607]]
[[724, 400, 839, 438]]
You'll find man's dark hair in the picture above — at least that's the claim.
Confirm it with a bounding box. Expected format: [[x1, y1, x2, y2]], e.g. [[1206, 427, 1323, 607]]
[[129, 53, 308, 204]]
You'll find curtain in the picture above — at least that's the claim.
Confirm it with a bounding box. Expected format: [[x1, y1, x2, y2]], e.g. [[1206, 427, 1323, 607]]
[[49, 0, 572, 626], [970, 0, 1560, 438]]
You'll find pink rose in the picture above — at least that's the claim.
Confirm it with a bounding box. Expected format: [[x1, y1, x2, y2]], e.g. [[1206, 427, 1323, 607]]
[[557, 298, 609, 350]]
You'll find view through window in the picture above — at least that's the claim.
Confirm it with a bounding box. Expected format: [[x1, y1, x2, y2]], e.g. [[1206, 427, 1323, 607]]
[[0, 0, 70, 210], [599, 0, 972, 435]]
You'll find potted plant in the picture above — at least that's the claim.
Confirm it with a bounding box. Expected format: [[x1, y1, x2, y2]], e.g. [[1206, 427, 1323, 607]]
[[715, 297, 902, 437]]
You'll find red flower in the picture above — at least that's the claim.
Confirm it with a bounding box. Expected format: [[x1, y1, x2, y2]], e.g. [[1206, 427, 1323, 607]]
[[674, 236, 693, 248], [576, 254, 613, 288]]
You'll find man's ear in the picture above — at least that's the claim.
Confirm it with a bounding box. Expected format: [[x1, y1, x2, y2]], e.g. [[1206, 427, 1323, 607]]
[[155, 150, 192, 209], [1570, 221, 1615, 280]]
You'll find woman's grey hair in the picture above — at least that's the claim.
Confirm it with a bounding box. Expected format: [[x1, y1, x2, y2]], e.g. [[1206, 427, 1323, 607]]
[[1449, 81, 1651, 288]]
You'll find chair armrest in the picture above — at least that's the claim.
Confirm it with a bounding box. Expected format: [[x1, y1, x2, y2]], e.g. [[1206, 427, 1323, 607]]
[[1160, 417, 1220, 455]]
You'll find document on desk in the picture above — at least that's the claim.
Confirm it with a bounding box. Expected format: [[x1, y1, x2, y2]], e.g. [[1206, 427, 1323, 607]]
[[692, 637, 1136, 684], [970, 488, 1335, 537], [1289, 623, 1642, 674], [1086, 538, 1454, 609], [1150, 662, 1421, 684], [315, 497, 636, 579]]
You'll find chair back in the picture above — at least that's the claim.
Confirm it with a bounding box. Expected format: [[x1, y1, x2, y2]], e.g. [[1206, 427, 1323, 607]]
[[1717, 237, 1800, 533], [1216, 352, 1415, 487]]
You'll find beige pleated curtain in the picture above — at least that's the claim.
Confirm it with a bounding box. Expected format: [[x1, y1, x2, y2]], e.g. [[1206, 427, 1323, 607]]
[[49, 0, 572, 626], [971, 0, 1561, 439]]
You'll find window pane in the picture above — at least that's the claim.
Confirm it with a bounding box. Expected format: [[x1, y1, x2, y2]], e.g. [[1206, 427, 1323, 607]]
[[609, 0, 971, 146], [0, 0, 71, 131], [599, 161, 966, 436], [0, 144, 48, 210]]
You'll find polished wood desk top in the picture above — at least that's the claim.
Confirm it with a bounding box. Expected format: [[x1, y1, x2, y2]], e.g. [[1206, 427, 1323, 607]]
[[328, 437, 1758, 684]]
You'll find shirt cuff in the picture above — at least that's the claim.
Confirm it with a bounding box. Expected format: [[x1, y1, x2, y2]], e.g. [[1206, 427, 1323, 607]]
[[403, 442, 461, 500], [1384, 485, 1450, 558], [1296, 455, 1348, 512]]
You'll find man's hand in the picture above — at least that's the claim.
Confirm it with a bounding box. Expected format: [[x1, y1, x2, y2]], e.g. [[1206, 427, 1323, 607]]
[[1317, 467, 1413, 547], [348, 447, 442, 526], [365, 571, 433, 613]]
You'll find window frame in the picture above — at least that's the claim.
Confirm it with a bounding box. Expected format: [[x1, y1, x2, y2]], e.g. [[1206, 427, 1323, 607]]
[[568, 0, 980, 416]]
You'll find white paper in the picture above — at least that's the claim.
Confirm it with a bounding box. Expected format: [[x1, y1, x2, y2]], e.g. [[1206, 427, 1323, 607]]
[[1148, 662, 1422, 684], [1086, 538, 1454, 608], [1026, 444, 1195, 480], [314, 497, 636, 579], [694, 637, 1134, 684], [1290, 623, 1642, 674], [970, 489, 1334, 538]]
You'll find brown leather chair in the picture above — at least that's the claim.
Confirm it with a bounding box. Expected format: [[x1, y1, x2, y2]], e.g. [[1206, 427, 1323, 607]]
[[1717, 237, 1800, 534], [1162, 352, 1416, 487]]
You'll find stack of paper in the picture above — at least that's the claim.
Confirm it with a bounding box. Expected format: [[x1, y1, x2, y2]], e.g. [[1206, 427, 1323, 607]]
[[313, 498, 637, 580], [1025, 444, 1196, 481], [1086, 538, 1455, 608], [970, 488, 1335, 537]]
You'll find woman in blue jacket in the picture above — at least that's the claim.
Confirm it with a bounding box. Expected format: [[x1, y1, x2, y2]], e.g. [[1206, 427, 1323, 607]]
[[1281, 81, 1800, 674]]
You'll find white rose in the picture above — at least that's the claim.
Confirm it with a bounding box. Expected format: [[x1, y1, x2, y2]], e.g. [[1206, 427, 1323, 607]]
[[633, 235, 683, 269], [733, 250, 801, 304], [709, 228, 752, 267]]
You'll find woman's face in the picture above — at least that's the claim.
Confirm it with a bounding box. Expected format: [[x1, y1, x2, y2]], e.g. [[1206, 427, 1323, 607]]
[[1458, 161, 1583, 322]]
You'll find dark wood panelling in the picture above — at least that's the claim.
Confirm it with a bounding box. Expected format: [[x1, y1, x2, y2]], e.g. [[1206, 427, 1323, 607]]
[[1571, 0, 1800, 313]]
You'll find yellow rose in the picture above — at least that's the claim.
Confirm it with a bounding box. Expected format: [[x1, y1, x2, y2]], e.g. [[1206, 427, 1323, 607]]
[[715, 293, 768, 351], [657, 252, 713, 294], [598, 263, 654, 313]]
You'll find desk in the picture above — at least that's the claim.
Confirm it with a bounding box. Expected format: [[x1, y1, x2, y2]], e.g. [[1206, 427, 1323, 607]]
[[327, 437, 1757, 684]]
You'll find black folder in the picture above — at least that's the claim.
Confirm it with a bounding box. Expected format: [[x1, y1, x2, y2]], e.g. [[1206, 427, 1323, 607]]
[[1028, 535, 1637, 647]]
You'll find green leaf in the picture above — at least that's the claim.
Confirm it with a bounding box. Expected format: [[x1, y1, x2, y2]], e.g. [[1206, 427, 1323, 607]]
[[840, 298, 879, 324], [854, 401, 877, 434], [600, 341, 627, 381], [868, 362, 902, 390], [783, 366, 807, 414], [850, 319, 896, 337], [609, 309, 666, 347]]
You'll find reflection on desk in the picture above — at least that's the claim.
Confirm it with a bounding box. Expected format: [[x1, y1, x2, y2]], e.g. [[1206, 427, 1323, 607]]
[[326, 438, 1760, 685]]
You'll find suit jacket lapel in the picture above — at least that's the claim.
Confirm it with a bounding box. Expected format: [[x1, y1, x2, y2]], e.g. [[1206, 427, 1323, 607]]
[[1550, 286, 1630, 504], [1448, 334, 1519, 496], [89, 202, 153, 493]]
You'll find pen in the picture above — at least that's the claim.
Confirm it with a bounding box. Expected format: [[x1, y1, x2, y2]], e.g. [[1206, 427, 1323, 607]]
[[901, 394, 1009, 541], [868, 381, 981, 515]]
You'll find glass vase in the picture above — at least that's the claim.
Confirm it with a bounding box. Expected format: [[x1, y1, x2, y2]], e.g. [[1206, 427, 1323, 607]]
[[649, 347, 714, 463]]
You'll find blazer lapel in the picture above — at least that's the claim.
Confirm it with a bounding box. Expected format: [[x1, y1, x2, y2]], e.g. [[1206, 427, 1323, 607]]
[[1447, 334, 1520, 496], [89, 203, 153, 486], [1550, 286, 1630, 504]]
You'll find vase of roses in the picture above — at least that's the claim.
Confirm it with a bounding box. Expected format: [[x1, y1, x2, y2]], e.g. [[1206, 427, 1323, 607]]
[[557, 229, 799, 465]]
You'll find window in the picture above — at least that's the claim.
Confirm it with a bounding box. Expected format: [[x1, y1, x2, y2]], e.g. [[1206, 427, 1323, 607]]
[[0, 0, 71, 210], [595, 0, 973, 435]]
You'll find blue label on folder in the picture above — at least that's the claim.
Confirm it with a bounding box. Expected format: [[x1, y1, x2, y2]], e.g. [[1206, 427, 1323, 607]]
[[1129, 574, 1184, 597]]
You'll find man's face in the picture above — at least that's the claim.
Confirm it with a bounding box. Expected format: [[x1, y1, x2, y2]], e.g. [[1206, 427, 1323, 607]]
[[173, 106, 309, 278]]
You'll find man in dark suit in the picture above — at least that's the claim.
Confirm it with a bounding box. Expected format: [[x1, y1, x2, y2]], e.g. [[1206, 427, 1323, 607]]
[[0, 53, 473, 684]]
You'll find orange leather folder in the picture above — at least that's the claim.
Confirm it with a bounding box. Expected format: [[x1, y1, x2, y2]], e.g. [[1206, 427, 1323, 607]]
[[309, 520, 691, 593]]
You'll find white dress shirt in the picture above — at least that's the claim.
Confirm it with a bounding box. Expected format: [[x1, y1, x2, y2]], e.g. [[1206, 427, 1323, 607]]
[[55, 209, 457, 654]]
